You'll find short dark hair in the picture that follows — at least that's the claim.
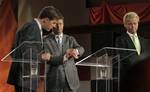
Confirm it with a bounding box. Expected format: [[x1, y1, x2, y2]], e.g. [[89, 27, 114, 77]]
[[38, 6, 64, 20]]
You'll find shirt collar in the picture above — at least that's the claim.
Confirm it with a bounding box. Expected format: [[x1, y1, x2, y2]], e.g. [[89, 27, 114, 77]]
[[127, 31, 138, 37], [34, 18, 42, 30], [55, 33, 63, 38]]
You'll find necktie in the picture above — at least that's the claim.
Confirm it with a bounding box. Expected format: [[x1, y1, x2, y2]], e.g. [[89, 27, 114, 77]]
[[132, 35, 141, 55], [56, 36, 62, 52]]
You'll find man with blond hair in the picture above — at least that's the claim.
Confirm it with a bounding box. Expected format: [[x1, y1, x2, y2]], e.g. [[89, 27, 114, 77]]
[[116, 11, 149, 59], [115, 12, 149, 92]]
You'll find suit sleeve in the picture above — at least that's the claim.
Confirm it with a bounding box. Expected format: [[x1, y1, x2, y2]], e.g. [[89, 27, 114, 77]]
[[69, 36, 84, 57], [115, 36, 129, 61], [115, 36, 124, 48], [19, 24, 41, 61]]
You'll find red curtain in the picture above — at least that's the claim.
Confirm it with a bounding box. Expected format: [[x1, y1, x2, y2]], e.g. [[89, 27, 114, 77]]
[[89, 3, 150, 24], [0, 0, 17, 92]]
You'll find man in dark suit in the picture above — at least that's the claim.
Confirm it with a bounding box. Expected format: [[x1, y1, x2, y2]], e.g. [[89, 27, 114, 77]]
[[115, 12, 150, 92], [41, 11, 84, 92], [7, 6, 62, 92]]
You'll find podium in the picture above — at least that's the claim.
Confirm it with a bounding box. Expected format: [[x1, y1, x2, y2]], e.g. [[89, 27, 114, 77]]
[[75, 47, 137, 92], [1, 41, 47, 92]]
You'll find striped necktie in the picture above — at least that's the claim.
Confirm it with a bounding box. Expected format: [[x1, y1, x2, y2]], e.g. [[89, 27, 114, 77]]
[[56, 36, 62, 52]]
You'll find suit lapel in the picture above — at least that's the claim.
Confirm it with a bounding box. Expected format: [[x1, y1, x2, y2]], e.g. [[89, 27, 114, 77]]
[[46, 34, 69, 55], [33, 20, 43, 48], [138, 36, 143, 53], [62, 35, 67, 54], [46, 35, 60, 55], [124, 33, 136, 49]]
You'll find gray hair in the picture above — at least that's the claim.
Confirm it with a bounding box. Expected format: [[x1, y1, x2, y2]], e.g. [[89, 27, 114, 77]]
[[123, 12, 139, 23]]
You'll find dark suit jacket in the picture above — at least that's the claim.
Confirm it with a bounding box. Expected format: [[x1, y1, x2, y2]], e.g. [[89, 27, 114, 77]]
[[115, 33, 148, 63], [115, 32, 149, 91], [7, 20, 43, 89], [44, 34, 84, 91]]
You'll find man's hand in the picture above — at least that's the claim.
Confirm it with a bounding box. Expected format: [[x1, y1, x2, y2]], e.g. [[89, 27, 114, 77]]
[[65, 48, 79, 59], [41, 52, 52, 62]]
